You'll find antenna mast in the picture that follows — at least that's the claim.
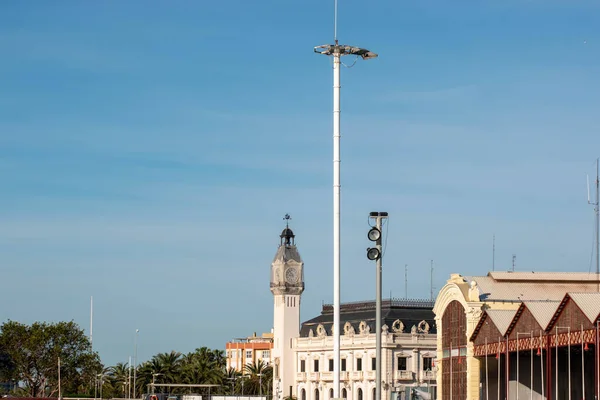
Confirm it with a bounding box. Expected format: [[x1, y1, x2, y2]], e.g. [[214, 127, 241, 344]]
[[589, 158, 600, 290], [595, 158, 600, 292], [492, 234, 496, 271], [334, 0, 338, 43], [430, 260, 434, 300], [512, 254, 516, 272], [404, 264, 408, 299]]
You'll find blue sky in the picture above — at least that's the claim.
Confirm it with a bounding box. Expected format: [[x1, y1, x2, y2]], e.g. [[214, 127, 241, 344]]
[[1, 0, 600, 366]]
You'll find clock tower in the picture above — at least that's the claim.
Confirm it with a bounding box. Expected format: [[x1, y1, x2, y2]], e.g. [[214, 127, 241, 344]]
[[270, 215, 304, 400]]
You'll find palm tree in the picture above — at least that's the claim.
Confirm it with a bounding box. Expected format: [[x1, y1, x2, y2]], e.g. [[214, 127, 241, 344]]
[[153, 351, 183, 383], [243, 361, 272, 396], [181, 358, 222, 386], [179, 348, 226, 395], [104, 348, 231, 398], [136, 361, 158, 396], [224, 368, 240, 395], [108, 362, 130, 398]]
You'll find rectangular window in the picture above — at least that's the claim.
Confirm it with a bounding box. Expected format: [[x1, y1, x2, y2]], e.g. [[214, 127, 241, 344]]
[[262, 350, 270, 358], [246, 350, 252, 359], [300, 360, 306, 372], [329, 359, 334, 371], [423, 357, 433, 370], [356, 358, 362, 371], [371, 357, 376, 371], [397, 357, 407, 371], [341, 359, 347, 371], [314, 359, 319, 372]]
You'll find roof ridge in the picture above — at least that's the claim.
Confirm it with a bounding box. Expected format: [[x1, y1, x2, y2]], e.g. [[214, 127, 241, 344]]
[[567, 292, 600, 322], [486, 309, 518, 335]]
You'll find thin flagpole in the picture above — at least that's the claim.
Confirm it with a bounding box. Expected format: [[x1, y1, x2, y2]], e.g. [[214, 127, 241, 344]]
[[498, 338, 501, 400], [596, 320, 600, 400], [530, 332, 533, 400], [582, 324, 585, 400], [540, 331, 544, 400], [556, 327, 559, 399], [90, 296, 93, 349], [485, 338, 489, 400]]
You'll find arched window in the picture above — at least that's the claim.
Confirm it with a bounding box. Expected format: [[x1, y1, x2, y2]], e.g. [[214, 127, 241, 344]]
[[371, 388, 375, 400], [301, 389, 306, 400], [357, 388, 363, 400], [442, 300, 467, 400], [315, 389, 320, 400], [342, 388, 347, 399], [329, 389, 334, 400]]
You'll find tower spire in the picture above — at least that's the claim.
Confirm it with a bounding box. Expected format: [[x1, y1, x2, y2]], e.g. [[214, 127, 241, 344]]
[[280, 214, 295, 246]]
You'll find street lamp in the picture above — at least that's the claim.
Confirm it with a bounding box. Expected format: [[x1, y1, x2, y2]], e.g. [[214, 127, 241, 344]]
[[97, 374, 105, 399], [152, 373, 163, 394], [258, 373, 264, 398], [366, 211, 388, 400], [240, 374, 248, 396], [275, 380, 281, 400], [314, 17, 378, 399], [134, 329, 139, 399], [122, 381, 129, 398], [555, 326, 571, 400], [227, 376, 237, 395], [515, 332, 533, 400]]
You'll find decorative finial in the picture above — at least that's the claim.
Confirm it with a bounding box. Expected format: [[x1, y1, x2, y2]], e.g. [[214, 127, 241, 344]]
[[284, 213, 292, 228]]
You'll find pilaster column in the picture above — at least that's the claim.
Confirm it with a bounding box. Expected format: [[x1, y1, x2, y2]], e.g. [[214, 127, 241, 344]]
[[434, 315, 443, 400], [466, 306, 483, 400]]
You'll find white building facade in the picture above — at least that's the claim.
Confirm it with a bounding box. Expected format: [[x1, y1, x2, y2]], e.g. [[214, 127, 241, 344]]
[[269, 222, 437, 400], [294, 300, 437, 400]]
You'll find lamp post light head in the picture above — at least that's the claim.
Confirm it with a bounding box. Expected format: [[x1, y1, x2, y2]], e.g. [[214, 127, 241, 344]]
[[367, 247, 381, 261], [314, 44, 378, 60], [369, 211, 388, 218], [367, 227, 381, 242]]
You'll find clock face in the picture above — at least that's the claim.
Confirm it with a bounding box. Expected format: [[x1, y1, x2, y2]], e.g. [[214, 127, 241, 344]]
[[285, 268, 299, 284]]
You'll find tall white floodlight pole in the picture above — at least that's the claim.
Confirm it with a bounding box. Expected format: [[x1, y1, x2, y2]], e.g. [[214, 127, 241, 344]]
[[314, 5, 377, 397], [133, 329, 139, 399], [128, 356, 132, 399], [90, 296, 93, 349]]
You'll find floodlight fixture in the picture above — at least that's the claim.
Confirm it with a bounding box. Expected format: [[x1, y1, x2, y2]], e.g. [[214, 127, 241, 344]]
[[370, 211, 389, 218], [367, 227, 381, 242], [314, 44, 378, 60], [367, 247, 381, 261]]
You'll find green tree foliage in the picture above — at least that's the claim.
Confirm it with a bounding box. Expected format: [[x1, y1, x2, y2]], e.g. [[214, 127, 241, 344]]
[[133, 347, 236, 397], [243, 360, 272, 396], [104, 362, 130, 398], [0, 319, 272, 399], [0, 320, 101, 397]]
